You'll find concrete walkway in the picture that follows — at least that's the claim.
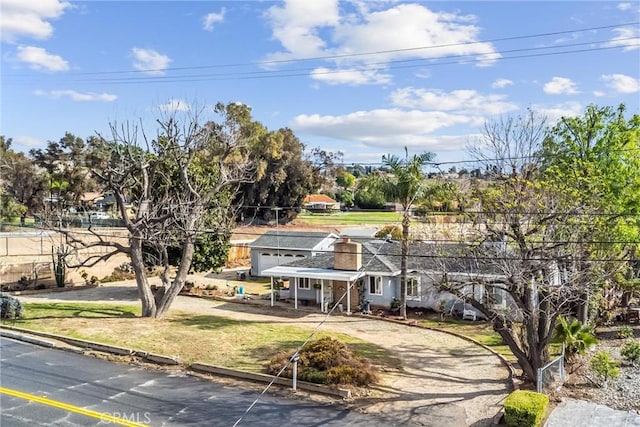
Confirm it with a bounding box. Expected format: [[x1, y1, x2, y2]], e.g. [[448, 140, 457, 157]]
[[545, 399, 640, 427], [17, 281, 512, 427]]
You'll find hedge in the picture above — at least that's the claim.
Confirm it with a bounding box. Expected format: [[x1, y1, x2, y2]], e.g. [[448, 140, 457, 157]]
[[504, 390, 549, 427]]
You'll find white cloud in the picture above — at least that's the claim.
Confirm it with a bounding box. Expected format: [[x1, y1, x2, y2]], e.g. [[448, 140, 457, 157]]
[[35, 89, 117, 102], [265, 0, 340, 59], [543, 77, 579, 95], [593, 90, 605, 97], [531, 102, 583, 124], [291, 108, 480, 149], [605, 27, 640, 51], [0, 0, 71, 42], [264, 2, 499, 84], [16, 45, 69, 71], [158, 99, 191, 112], [310, 67, 392, 85], [13, 135, 43, 148], [491, 78, 514, 89], [601, 73, 640, 93], [390, 87, 518, 115], [131, 47, 171, 75], [203, 9, 225, 31], [617, 2, 633, 11]]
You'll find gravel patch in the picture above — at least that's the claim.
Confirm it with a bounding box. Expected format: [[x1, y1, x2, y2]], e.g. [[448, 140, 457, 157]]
[[588, 341, 640, 413]]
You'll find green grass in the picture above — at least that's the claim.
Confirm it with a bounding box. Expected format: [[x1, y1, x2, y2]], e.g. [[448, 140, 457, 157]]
[[296, 211, 402, 226], [3, 302, 400, 373]]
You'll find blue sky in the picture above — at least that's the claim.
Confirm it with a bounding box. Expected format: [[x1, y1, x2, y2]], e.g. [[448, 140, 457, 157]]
[[1, 1, 639, 165]]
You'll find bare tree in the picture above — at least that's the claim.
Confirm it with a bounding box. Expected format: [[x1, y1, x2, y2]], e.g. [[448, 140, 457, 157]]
[[65, 103, 254, 318], [435, 110, 599, 386]]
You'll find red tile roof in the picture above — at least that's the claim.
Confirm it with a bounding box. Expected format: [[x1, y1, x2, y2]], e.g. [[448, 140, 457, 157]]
[[303, 194, 337, 204]]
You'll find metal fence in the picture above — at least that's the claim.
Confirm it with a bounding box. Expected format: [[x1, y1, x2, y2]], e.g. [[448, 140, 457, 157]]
[[537, 343, 566, 393]]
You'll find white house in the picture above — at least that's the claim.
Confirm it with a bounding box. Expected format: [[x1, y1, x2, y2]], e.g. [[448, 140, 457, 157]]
[[249, 231, 339, 277]]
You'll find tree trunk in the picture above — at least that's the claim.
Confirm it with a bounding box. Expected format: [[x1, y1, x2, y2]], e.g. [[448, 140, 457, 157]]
[[130, 237, 156, 318], [400, 212, 410, 320], [155, 238, 196, 318]]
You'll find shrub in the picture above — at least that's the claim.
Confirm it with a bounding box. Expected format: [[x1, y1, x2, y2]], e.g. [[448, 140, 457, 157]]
[[375, 225, 402, 241], [503, 390, 549, 427], [553, 317, 598, 360], [18, 276, 31, 286], [590, 351, 620, 386], [35, 284, 47, 290], [617, 325, 634, 339], [621, 341, 640, 364], [267, 337, 378, 386], [1, 295, 23, 319]]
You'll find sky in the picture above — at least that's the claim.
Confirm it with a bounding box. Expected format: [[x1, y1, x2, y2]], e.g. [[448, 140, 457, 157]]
[[1, 0, 639, 166]]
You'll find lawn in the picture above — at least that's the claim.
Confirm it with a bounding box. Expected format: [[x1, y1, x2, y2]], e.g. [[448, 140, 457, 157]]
[[295, 211, 402, 226], [3, 302, 401, 373]]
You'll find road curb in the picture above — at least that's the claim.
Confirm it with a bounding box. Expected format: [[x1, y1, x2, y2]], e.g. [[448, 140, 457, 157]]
[[190, 363, 351, 399], [0, 330, 55, 348]]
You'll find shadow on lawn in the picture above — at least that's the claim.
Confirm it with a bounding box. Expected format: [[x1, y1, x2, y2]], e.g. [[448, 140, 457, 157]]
[[170, 313, 253, 330], [16, 303, 137, 320]]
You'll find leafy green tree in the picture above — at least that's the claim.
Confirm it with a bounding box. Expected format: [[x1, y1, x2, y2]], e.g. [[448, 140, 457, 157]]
[[542, 104, 640, 321], [236, 127, 316, 223], [336, 171, 356, 190], [0, 136, 46, 218], [30, 133, 97, 209], [354, 175, 386, 209], [378, 148, 435, 319]]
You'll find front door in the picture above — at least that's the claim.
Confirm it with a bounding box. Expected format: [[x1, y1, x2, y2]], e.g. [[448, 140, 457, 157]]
[[333, 281, 359, 312]]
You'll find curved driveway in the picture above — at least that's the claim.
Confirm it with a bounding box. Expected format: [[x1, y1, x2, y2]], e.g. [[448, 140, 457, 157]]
[[18, 282, 511, 426]]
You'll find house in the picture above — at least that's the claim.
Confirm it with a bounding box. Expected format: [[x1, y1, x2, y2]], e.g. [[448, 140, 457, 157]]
[[303, 194, 341, 213], [261, 237, 509, 315], [249, 231, 339, 277]]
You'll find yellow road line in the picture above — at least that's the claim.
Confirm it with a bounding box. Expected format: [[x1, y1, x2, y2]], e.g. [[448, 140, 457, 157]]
[[0, 386, 148, 427]]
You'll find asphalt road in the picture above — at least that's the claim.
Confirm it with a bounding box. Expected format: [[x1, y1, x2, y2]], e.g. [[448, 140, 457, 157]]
[[0, 338, 395, 427]]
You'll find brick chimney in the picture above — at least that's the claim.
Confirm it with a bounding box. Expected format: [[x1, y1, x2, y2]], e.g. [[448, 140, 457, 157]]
[[334, 237, 362, 271]]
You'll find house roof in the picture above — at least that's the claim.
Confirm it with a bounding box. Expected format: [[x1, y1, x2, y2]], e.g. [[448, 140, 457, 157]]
[[269, 239, 504, 277], [250, 231, 339, 251], [303, 194, 337, 204]]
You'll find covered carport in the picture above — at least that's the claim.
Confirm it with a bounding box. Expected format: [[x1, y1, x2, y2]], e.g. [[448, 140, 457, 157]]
[[261, 266, 363, 314]]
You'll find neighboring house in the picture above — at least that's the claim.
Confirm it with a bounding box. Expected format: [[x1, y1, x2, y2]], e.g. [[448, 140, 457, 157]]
[[303, 194, 340, 212], [261, 237, 509, 316], [249, 231, 339, 277]]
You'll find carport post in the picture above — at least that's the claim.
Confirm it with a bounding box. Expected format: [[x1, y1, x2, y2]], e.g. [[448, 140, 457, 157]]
[[270, 277, 274, 307], [294, 277, 298, 310], [346, 280, 351, 314], [320, 280, 324, 312]]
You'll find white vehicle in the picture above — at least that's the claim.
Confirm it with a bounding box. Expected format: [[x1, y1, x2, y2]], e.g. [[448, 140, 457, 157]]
[[90, 212, 109, 220]]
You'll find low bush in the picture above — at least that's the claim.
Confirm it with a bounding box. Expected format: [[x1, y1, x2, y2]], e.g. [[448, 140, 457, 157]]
[[503, 390, 549, 427], [1, 295, 23, 319], [590, 351, 620, 386], [617, 325, 634, 340], [267, 337, 378, 387], [621, 341, 640, 365], [374, 225, 402, 241]]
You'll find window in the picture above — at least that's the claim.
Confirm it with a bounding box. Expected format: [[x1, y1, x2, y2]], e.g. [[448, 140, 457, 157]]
[[298, 278, 310, 289], [406, 276, 419, 298], [368, 276, 382, 295], [261, 253, 271, 257]]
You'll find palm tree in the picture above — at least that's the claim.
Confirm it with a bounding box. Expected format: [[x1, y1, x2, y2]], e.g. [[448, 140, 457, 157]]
[[379, 148, 435, 319], [553, 316, 598, 361]]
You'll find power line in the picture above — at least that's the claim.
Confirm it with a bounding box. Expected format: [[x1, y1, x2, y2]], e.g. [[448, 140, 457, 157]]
[[4, 21, 637, 78], [22, 42, 638, 86]]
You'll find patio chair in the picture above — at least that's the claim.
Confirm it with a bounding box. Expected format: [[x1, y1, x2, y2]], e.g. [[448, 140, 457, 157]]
[[462, 309, 477, 321]]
